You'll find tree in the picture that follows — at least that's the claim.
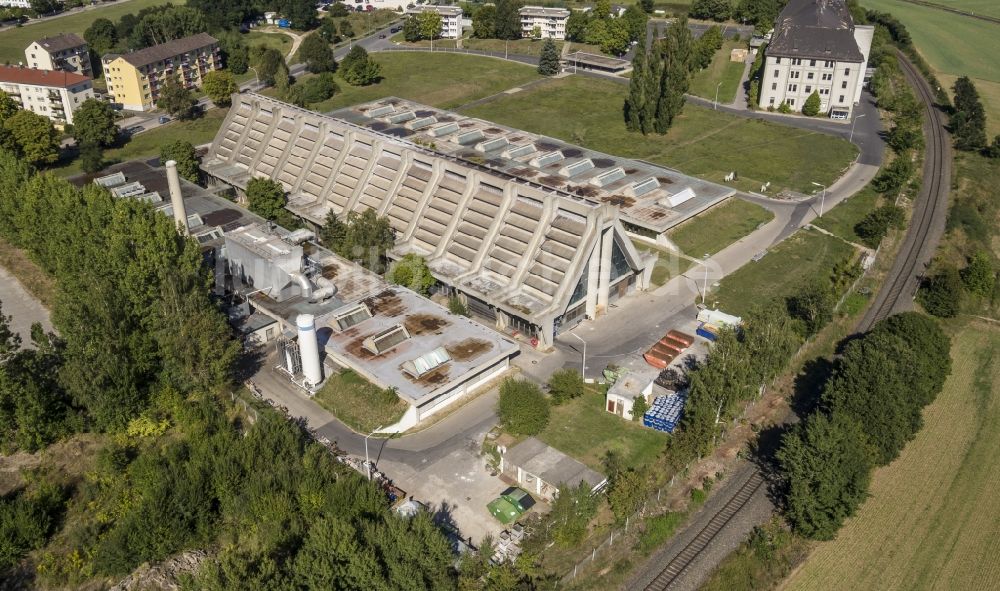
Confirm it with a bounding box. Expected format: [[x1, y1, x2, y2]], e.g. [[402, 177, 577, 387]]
[[201, 70, 239, 107], [986, 134, 1000, 159], [854, 204, 905, 248], [777, 412, 873, 540], [84, 17, 119, 54], [284, 0, 320, 30], [339, 18, 355, 39], [72, 99, 119, 148], [328, 2, 349, 17], [736, 0, 781, 27], [0, 90, 18, 124], [319, 208, 396, 273], [622, 4, 648, 42], [403, 15, 421, 42], [246, 177, 287, 221], [156, 78, 197, 120], [692, 24, 722, 71], [786, 280, 835, 336], [254, 48, 286, 86], [654, 17, 692, 133], [871, 156, 914, 194], [472, 4, 496, 38], [870, 312, 951, 407], [624, 47, 648, 132], [217, 31, 250, 74], [4, 110, 59, 166], [538, 39, 560, 76], [386, 254, 436, 295], [961, 251, 995, 298], [690, 0, 730, 21], [29, 0, 59, 15], [496, 378, 550, 436], [951, 76, 987, 152], [607, 468, 646, 522], [299, 32, 337, 73], [79, 141, 104, 174], [547, 368, 583, 404], [802, 91, 822, 116], [417, 10, 443, 41], [565, 10, 589, 42], [287, 72, 339, 106], [340, 46, 381, 86], [918, 265, 962, 318], [128, 6, 208, 50], [548, 482, 597, 547], [160, 140, 199, 183], [641, 0, 654, 12], [494, 0, 523, 40], [586, 18, 631, 56], [630, 394, 648, 420]]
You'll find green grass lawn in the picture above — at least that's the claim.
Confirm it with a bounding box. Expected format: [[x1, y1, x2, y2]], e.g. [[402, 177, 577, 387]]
[[0, 0, 180, 65], [711, 228, 857, 316], [537, 385, 667, 472], [464, 37, 562, 57], [632, 240, 693, 288], [50, 107, 228, 177], [279, 52, 542, 112], [388, 32, 458, 49], [861, 0, 1000, 134], [668, 198, 775, 258], [464, 76, 858, 194], [245, 31, 293, 56], [811, 185, 882, 245], [313, 368, 408, 433], [689, 40, 747, 105]]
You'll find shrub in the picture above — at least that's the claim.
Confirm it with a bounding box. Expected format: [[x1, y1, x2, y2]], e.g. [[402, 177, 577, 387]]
[[854, 204, 905, 248], [801, 91, 821, 116], [547, 368, 583, 404], [447, 297, 468, 316], [918, 266, 962, 317], [961, 251, 995, 297], [871, 157, 914, 195], [631, 395, 648, 420], [778, 101, 792, 114], [386, 254, 435, 295], [496, 378, 549, 435]]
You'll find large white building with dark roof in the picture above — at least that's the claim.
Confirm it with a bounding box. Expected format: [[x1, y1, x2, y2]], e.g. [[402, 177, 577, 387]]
[[759, 0, 873, 117]]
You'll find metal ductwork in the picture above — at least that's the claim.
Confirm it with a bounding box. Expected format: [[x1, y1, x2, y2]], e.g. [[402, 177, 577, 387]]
[[288, 271, 313, 299], [164, 160, 189, 235], [309, 276, 337, 302]]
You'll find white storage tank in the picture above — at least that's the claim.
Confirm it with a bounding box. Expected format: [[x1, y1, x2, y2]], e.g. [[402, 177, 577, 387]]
[[296, 314, 323, 387]]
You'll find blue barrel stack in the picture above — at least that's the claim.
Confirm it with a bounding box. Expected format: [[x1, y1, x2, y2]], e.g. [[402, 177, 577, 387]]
[[642, 393, 687, 433]]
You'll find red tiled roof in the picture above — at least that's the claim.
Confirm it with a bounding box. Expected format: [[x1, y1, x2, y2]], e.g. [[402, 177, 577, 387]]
[[0, 65, 91, 88]]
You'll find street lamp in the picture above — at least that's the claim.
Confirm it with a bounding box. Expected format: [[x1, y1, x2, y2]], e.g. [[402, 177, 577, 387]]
[[714, 82, 723, 110], [248, 66, 259, 90], [849, 112, 867, 143], [701, 253, 710, 305], [812, 181, 827, 217], [569, 333, 587, 380], [364, 426, 383, 481]]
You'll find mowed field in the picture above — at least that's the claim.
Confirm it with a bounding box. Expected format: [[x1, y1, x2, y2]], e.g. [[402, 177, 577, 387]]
[[0, 0, 178, 64], [861, 0, 1000, 134], [785, 321, 1000, 591], [920, 0, 1000, 19], [463, 76, 858, 194]]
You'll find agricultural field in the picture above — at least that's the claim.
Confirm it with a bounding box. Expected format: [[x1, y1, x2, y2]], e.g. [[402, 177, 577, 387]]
[[0, 0, 178, 64], [785, 321, 1000, 591], [916, 0, 1000, 19], [688, 40, 747, 105], [282, 52, 542, 112], [861, 0, 1000, 134], [710, 228, 857, 316], [464, 76, 858, 194]]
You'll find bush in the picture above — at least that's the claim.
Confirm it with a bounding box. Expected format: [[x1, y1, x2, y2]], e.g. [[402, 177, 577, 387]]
[[961, 251, 995, 297], [496, 378, 549, 435], [801, 91, 821, 116], [778, 101, 792, 114], [918, 266, 962, 317], [871, 157, 914, 195], [854, 204, 905, 248], [386, 253, 435, 295], [631, 395, 648, 420], [547, 368, 583, 404], [448, 296, 468, 316]]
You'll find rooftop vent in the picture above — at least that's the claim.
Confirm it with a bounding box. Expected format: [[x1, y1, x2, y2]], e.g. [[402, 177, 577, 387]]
[[111, 181, 146, 198], [368, 105, 395, 117], [363, 324, 410, 355], [504, 144, 535, 159], [407, 115, 437, 130], [334, 303, 373, 331], [457, 129, 485, 145], [194, 228, 224, 243], [387, 110, 416, 124], [93, 171, 126, 187], [590, 167, 626, 187], [629, 177, 660, 197], [401, 346, 451, 378], [430, 122, 460, 137], [531, 150, 564, 168], [476, 136, 509, 153], [559, 159, 595, 178], [663, 187, 696, 207], [135, 191, 163, 204]]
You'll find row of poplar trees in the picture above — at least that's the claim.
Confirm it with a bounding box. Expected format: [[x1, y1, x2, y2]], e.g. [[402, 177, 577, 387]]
[[624, 16, 695, 135]]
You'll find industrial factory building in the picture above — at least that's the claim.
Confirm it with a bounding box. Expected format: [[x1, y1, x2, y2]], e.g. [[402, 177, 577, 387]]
[[202, 94, 734, 347], [80, 160, 518, 430]]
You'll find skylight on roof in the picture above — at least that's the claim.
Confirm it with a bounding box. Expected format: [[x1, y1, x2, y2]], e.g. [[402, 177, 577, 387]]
[[531, 150, 564, 167], [334, 303, 373, 331], [560, 159, 595, 178], [630, 177, 660, 197], [369, 105, 395, 117], [363, 324, 410, 355], [408, 116, 437, 130], [401, 347, 451, 378], [388, 111, 416, 124], [430, 122, 460, 137], [457, 130, 485, 145], [590, 167, 626, 187], [504, 144, 535, 159], [476, 137, 509, 153]]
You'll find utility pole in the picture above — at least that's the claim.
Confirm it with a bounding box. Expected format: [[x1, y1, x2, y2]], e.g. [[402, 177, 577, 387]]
[[812, 181, 827, 217], [570, 333, 587, 380], [364, 426, 383, 481], [714, 81, 723, 110], [850, 112, 867, 143]]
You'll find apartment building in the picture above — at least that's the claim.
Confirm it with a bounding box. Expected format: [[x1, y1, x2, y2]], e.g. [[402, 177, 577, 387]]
[[25, 33, 93, 78], [0, 0, 31, 8], [0, 66, 94, 126], [759, 0, 873, 118], [406, 5, 463, 39], [103, 33, 220, 112], [519, 6, 570, 40]]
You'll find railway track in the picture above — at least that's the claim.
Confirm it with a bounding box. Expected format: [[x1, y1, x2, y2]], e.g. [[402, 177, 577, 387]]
[[858, 52, 951, 331], [632, 52, 950, 591], [642, 472, 766, 591]]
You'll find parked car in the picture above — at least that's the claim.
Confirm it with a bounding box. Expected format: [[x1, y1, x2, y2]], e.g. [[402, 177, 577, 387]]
[[379, 33, 386, 38], [158, 115, 171, 124], [487, 487, 535, 524], [126, 125, 145, 136]]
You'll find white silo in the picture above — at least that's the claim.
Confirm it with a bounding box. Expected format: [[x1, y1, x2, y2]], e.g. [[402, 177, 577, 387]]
[[296, 314, 323, 387], [164, 160, 189, 235]]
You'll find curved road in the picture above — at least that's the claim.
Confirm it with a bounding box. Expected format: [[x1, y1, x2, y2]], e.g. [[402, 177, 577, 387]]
[[627, 52, 951, 591]]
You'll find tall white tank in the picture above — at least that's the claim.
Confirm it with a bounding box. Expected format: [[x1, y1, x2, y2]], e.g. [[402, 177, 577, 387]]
[[296, 314, 323, 386], [164, 160, 189, 235]]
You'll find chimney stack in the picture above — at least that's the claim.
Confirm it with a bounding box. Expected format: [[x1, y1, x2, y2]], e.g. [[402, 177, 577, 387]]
[[164, 160, 189, 235]]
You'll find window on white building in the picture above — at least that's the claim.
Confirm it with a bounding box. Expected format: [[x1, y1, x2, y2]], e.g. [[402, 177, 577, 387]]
[[769, 97, 775, 105], [772, 83, 777, 90], [805, 86, 812, 93], [845, 68, 851, 75], [824, 60, 834, 67], [807, 72, 814, 79], [820, 89, 829, 95], [842, 81, 848, 89], [786, 98, 795, 106], [822, 73, 832, 81], [773, 69, 779, 77], [839, 95, 845, 102], [809, 59, 816, 66], [792, 58, 801, 65]]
